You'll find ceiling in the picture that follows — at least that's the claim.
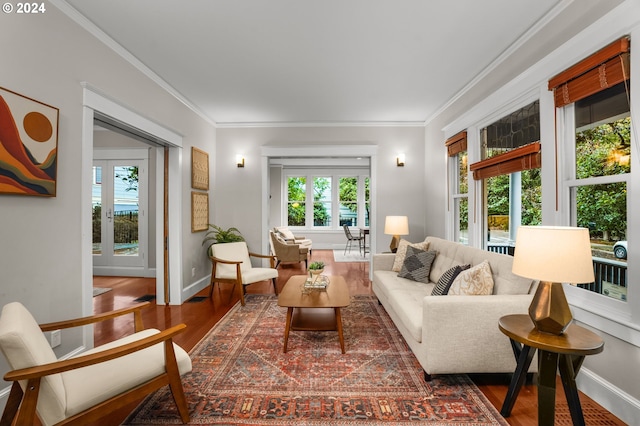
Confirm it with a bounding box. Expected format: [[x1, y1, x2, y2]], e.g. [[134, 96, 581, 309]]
[[62, 0, 565, 126]]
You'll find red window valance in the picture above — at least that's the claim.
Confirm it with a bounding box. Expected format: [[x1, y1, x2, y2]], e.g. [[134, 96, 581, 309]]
[[445, 131, 467, 157], [548, 37, 630, 108], [469, 142, 541, 180]]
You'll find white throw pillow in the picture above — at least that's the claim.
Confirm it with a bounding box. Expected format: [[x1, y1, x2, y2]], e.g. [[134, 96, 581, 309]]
[[448, 260, 494, 295], [392, 239, 430, 272]]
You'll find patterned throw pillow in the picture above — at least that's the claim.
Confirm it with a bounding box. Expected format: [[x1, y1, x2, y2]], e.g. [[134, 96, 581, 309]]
[[448, 260, 495, 295], [397, 246, 437, 283], [431, 264, 470, 296], [392, 239, 430, 272]]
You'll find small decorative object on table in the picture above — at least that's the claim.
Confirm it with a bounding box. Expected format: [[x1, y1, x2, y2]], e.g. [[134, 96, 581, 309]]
[[304, 262, 329, 292]]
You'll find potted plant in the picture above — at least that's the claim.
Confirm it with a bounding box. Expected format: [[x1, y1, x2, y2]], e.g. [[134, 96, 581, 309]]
[[202, 224, 245, 255], [308, 261, 325, 275]]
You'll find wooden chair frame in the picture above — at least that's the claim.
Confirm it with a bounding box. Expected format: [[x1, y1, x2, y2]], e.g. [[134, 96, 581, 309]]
[[209, 252, 277, 306], [0, 302, 190, 426]]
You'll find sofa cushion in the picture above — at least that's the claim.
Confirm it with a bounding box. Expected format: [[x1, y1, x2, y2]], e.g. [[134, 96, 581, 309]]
[[449, 260, 494, 295], [392, 239, 430, 272], [425, 237, 535, 295], [373, 270, 433, 343], [398, 246, 437, 283], [431, 264, 470, 296]]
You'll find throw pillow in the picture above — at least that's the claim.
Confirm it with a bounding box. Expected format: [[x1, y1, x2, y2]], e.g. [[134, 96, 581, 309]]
[[431, 264, 470, 296], [392, 239, 430, 272], [397, 246, 437, 283], [448, 260, 495, 295]]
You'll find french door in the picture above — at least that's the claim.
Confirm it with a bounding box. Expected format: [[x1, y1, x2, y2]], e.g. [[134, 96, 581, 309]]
[[92, 156, 147, 272]]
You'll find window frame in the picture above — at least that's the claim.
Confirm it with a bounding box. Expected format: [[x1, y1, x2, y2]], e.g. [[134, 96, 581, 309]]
[[560, 102, 636, 327], [284, 169, 370, 231]]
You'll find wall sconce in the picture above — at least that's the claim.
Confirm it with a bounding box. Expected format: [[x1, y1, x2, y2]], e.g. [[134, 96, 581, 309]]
[[396, 153, 406, 167], [236, 154, 245, 168]]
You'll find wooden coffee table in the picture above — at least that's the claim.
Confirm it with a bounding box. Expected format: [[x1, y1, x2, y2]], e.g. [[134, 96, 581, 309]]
[[277, 275, 350, 354]]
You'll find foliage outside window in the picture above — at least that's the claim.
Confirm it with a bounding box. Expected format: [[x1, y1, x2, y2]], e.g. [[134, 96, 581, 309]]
[[314, 177, 331, 226], [453, 151, 468, 244], [339, 177, 358, 226], [364, 177, 370, 227], [287, 177, 306, 226]]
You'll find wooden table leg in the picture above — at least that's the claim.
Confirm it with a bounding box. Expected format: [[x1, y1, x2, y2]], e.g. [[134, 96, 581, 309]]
[[335, 307, 345, 354], [538, 350, 559, 425], [283, 307, 293, 353], [559, 354, 587, 426], [501, 343, 536, 417]]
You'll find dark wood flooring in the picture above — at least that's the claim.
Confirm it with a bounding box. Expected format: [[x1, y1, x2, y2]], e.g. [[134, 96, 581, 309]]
[[91, 249, 625, 426]]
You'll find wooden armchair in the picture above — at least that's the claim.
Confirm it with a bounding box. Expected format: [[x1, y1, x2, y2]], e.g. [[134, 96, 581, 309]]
[[0, 302, 191, 426], [209, 241, 279, 306]]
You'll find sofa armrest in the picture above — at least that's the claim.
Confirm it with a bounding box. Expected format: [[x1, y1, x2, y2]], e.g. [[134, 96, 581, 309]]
[[373, 253, 395, 271], [422, 294, 536, 375]]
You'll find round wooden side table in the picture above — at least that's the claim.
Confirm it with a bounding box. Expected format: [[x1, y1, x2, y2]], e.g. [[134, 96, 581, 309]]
[[498, 314, 604, 426]]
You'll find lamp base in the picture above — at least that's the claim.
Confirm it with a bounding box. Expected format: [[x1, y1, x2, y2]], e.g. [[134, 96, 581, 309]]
[[528, 281, 573, 335], [389, 235, 401, 253]]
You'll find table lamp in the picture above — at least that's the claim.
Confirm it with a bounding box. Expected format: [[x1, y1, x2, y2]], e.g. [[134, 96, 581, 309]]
[[384, 216, 409, 253], [512, 226, 594, 335]]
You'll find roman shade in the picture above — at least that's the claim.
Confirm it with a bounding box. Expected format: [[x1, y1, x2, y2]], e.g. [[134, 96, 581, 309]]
[[469, 142, 541, 180], [445, 131, 467, 157], [548, 37, 630, 108]]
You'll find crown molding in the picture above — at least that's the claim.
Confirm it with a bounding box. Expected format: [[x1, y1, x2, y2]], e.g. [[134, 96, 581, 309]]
[[424, 0, 575, 127], [51, 0, 217, 128], [216, 121, 425, 129]]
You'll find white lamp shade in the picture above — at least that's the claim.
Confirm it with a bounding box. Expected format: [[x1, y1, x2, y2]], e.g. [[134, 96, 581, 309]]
[[512, 226, 595, 284], [384, 216, 409, 235]]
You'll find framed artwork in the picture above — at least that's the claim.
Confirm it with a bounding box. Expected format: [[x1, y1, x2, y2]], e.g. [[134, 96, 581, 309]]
[[191, 191, 209, 232], [0, 87, 59, 196], [191, 147, 209, 190]]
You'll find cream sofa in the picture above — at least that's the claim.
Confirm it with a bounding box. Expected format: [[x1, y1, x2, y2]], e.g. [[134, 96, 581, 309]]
[[372, 236, 537, 379]]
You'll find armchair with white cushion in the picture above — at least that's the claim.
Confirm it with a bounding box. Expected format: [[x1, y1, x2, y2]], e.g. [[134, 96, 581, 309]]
[[0, 301, 191, 426], [209, 241, 279, 306]]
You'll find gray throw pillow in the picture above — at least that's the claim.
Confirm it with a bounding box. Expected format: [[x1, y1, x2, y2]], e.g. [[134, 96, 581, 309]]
[[397, 246, 437, 283], [431, 264, 470, 296]]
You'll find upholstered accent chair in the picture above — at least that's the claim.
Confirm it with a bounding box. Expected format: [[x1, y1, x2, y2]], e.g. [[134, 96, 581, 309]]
[[0, 301, 191, 426], [273, 226, 312, 254], [269, 230, 309, 269], [209, 241, 279, 306]]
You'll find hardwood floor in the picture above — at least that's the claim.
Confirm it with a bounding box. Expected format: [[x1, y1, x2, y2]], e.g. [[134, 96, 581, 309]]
[[91, 249, 625, 426]]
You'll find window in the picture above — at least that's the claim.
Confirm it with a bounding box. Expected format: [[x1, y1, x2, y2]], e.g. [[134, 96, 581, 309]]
[[446, 132, 469, 244], [287, 177, 306, 226], [285, 172, 369, 230], [314, 177, 331, 226], [471, 101, 542, 253], [550, 37, 631, 302], [364, 177, 370, 227], [568, 84, 630, 301], [339, 177, 358, 226]]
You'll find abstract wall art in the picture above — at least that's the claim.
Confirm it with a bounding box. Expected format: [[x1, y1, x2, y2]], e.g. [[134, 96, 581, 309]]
[[0, 87, 59, 196]]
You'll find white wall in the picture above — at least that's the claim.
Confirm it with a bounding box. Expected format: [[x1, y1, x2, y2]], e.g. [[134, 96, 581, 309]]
[[216, 126, 426, 255], [0, 3, 216, 385]]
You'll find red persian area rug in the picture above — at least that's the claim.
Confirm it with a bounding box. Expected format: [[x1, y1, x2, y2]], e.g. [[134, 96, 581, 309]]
[[124, 295, 508, 425]]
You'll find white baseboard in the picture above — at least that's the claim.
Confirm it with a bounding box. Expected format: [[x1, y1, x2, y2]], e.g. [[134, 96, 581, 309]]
[[578, 368, 640, 425], [181, 275, 211, 302]]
